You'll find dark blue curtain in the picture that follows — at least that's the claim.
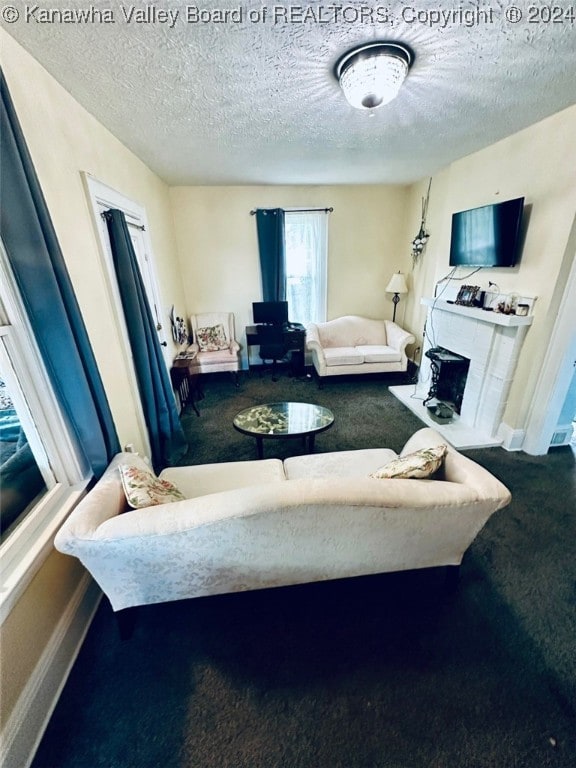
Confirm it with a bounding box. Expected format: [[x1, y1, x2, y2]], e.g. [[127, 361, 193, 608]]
[[103, 209, 187, 471], [0, 70, 120, 478], [255, 208, 286, 301]]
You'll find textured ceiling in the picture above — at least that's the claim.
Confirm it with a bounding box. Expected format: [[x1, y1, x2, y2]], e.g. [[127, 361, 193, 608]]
[[3, 0, 576, 185]]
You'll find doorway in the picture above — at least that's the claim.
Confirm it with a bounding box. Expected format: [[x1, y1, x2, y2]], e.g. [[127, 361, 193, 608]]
[[523, 215, 576, 455], [83, 174, 170, 456]]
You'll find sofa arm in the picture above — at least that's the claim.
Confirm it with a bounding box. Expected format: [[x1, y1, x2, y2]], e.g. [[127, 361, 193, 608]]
[[53, 452, 147, 554], [306, 337, 324, 355], [305, 323, 320, 347], [401, 428, 511, 507], [305, 324, 327, 376], [384, 321, 416, 354]]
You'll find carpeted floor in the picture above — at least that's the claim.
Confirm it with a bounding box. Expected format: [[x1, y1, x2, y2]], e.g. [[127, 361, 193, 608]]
[[32, 370, 576, 768]]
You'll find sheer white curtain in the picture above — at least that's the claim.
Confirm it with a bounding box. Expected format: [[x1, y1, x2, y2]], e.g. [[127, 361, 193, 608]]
[[284, 211, 328, 325]]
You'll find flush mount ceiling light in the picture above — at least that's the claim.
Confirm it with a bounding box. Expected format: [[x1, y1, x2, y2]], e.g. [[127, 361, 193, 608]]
[[335, 42, 414, 110]]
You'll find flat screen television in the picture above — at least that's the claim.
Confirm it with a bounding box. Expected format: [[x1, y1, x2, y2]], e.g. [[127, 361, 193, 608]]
[[252, 301, 289, 326], [449, 197, 525, 267]]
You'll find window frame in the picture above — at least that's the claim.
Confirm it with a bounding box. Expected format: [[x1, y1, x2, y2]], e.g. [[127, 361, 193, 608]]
[[0, 242, 88, 623]]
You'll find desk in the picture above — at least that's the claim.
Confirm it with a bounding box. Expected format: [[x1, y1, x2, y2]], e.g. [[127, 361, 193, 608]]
[[245, 324, 306, 377]]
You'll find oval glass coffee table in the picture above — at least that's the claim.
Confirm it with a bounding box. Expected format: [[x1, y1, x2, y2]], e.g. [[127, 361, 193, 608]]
[[233, 402, 334, 459]]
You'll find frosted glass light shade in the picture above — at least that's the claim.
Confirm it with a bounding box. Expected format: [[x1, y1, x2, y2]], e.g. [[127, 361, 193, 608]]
[[336, 43, 413, 110], [386, 272, 408, 294]]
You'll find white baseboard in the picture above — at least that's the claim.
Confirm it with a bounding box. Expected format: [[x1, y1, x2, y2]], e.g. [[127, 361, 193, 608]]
[[0, 573, 102, 768], [497, 423, 526, 451]]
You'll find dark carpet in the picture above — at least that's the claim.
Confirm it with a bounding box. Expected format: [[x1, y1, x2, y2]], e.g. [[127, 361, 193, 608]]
[[32, 370, 576, 768]]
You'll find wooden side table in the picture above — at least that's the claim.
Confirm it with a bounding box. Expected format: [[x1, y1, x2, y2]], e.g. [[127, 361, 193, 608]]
[[170, 356, 202, 416]]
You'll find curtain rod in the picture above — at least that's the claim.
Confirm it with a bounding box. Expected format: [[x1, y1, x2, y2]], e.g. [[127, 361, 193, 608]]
[[100, 211, 145, 231], [250, 207, 333, 215]]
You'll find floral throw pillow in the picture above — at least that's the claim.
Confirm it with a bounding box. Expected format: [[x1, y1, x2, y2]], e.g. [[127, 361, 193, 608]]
[[119, 464, 186, 509], [369, 444, 447, 480], [196, 324, 228, 352]]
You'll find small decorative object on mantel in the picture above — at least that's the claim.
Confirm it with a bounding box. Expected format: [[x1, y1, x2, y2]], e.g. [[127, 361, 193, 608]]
[[411, 178, 432, 268], [490, 292, 536, 315], [455, 285, 481, 306]]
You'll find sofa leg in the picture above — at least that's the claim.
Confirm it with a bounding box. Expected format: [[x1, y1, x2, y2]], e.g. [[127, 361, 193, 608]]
[[116, 607, 138, 641], [444, 565, 461, 591]]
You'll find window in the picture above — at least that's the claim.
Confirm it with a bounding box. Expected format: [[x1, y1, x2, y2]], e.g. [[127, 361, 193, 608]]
[[284, 211, 328, 325], [0, 243, 85, 618], [1, 79, 119, 618], [0, 357, 49, 543]]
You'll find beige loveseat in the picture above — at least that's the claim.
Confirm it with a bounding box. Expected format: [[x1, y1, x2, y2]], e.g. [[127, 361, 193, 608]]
[[54, 429, 510, 613], [306, 315, 415, 382]]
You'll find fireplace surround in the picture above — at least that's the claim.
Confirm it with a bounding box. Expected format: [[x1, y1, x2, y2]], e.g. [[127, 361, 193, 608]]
[[390, 298, 533, 449]]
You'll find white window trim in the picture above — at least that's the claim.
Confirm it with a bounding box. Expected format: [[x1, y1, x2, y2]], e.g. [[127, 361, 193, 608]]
[[0, 483, 88, 623], [0, 243, 88, 622]]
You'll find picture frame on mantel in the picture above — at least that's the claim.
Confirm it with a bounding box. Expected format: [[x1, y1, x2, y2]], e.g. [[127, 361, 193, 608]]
[[455, 285, 480, 306]]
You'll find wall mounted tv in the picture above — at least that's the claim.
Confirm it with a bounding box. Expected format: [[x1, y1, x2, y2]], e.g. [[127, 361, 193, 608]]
[[252, 301, 289, 326], [449, 197, 525, 268]]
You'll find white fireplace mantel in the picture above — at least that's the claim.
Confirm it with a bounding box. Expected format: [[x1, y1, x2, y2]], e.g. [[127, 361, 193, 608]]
[[390, 298, 533, 449], [421, 298, 533, 328]]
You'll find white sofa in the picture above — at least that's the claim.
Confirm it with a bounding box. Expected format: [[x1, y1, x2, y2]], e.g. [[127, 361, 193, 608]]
[[54, 428, 510, 613], [306, 315, 415, 381]]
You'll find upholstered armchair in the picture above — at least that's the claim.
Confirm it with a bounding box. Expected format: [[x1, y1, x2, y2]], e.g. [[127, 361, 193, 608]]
[[188, 312, 241, 384]]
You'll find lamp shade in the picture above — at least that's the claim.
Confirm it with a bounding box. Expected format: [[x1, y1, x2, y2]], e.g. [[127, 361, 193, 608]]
[[386, 272, 408, 294]]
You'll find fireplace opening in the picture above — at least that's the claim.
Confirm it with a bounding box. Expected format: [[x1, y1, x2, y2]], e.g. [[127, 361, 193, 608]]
[[423, 347, 470, 417]]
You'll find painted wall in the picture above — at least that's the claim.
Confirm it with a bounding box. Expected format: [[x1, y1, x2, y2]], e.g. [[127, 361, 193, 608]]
[[403, 104, 576, 433], [0, 29, 185, 734], [169, 185, 410, 365]]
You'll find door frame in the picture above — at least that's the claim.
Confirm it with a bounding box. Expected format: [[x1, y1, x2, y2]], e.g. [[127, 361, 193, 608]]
[[82, 173, 167, 457], [523, 214, 576, 454]]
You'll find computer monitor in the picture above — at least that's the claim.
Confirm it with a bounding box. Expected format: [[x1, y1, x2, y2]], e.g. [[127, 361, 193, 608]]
[[252, 301, 289, 326]]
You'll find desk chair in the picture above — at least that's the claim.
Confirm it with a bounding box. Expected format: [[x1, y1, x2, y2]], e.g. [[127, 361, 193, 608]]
[[257, 325, 289, 382]]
